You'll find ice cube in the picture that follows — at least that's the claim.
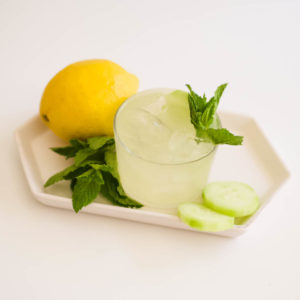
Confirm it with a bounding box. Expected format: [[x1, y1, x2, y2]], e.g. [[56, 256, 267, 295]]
[[120, 108, 172, 161], [144, 96, 166, 115], [168, 131, 214, 163]]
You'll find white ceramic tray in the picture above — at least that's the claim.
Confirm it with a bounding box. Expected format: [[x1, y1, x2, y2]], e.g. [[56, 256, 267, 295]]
[[15, 112, 289, 237]]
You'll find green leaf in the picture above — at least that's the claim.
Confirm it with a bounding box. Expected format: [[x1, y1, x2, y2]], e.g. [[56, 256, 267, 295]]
[[70, 139, 88, 148], [186, 84, 209, 131], [201, 98, 216, 128], [186, 84, 206, 113], [206, 128, 243, 145], [116, 184, 127, 197], [70, 178, 77, 191], [50, 146, 78, 159], [44, 164, 79, 187], [51, 139, 87, 159], [74, 148, 97, 166], [214, 83, 228, 106], [87, 136, 114, 150], [201, 84, 227, 128], [77, 168, 96, 178], [72, 169, 104, 213], [101, 172, 143, 208], [89, 163, 113, 173], [104, 150, 119, 180], [63, 165, 91, 180], [45, 135, 142, 211], [186, 83, 243, 146]]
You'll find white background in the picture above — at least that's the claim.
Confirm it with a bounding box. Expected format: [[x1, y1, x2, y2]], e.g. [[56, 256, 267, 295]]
[[1, 0, 300, 299]]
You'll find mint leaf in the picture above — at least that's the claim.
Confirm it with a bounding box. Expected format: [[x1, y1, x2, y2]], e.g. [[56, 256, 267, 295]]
[[186, 83, 243, 146], [200, 84, 227, 128], [63, 166, 91, 180], [201, 98, 216, 128], [101, 172, 142, 208], [214, 83, 228, 106], [51, 146, 78, 159], [72, 169, 104, 213], [74, 148, 97, 166], [70, 139, 87, 148], [186, 84, 208, 130], [116, 184, 128, 197], [44, 164, 79, 187], [51, 139, 87, 159], [89, 163, 113, 173], [70, 178, 77, 191], [75, 138, 115, 167], [76, 168, 96, 178], [87, 136, 114, 150], [45, 136, 143, 211], [186, 84, 206, 114], [200, 83, 228, 128], [206, 128, 243, 145], [104, 150, 119, 180]]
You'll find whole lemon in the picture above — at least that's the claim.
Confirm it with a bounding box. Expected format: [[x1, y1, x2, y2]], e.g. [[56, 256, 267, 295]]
[[40, 59, 139, 140]]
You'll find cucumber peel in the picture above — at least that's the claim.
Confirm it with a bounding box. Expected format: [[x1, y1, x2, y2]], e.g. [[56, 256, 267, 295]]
[[203, 181, 259, 217], [178, 202, 234, 232]]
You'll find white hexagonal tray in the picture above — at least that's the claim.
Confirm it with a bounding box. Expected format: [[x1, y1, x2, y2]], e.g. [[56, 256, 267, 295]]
[[15, 112, 289, 237]]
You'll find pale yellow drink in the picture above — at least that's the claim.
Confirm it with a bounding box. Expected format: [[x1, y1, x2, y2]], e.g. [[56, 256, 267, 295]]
[[114, 88, 219, 212]]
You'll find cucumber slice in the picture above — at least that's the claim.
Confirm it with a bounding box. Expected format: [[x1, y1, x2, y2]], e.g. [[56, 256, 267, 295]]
[[203, 182, 259, 217], [178, 202, 234, 232]]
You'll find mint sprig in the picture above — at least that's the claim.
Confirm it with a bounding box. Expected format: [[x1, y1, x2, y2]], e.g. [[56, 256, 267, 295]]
[[72, 169, 104, 213], [44, 136, 143, 213], [186, 84, 243, 145]]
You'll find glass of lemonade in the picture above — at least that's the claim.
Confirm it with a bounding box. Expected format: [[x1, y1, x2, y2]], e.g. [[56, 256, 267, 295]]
[[114, 88, 220, 213]]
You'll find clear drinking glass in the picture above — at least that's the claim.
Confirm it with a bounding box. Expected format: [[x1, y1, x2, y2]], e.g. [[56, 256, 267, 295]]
[[114, 88, 219, 213]]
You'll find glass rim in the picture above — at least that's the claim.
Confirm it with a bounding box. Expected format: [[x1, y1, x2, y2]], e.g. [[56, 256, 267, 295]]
[[113, 88, 220, 166]]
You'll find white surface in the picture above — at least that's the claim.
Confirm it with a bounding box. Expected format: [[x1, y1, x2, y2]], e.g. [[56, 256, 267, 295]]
[[1, 0, 300, 299], [15, 113, 289, 237]]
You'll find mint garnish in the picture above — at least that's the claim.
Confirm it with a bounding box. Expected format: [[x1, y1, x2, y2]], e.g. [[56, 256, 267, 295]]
[[186, 84, 243, 145], [44, 136, 143, 212], [72, 169, 104, 213]]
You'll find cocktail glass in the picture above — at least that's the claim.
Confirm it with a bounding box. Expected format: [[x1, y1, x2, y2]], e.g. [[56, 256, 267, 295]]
[[114, 88, 220, 213]]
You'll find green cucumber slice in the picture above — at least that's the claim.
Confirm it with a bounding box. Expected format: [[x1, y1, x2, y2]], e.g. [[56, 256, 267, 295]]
[[203, 182, 259, 217], [178, 202, 234, 232]]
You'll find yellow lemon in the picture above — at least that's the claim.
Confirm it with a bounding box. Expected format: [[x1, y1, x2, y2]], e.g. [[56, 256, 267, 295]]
[[40, 59, 139, 140]]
